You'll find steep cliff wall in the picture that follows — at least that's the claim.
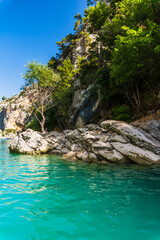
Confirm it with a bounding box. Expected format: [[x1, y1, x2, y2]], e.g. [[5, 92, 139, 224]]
[[62, 32, 101, 127], [0, 92, 32, 131]]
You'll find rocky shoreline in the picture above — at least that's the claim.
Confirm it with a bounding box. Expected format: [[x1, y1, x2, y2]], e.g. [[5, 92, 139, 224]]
[[0, 130, 16, 139], [9, 120, 160, 166]]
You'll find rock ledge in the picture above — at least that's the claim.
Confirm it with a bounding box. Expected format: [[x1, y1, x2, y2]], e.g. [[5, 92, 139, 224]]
[[9, 120, 160, 165]]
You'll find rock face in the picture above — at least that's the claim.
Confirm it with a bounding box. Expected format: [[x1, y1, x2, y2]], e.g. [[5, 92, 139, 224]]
[[0, 92, 32, 132], [58, 31, 100, 128], [9, 120, 160, 166], [69, 84, 101, 127]]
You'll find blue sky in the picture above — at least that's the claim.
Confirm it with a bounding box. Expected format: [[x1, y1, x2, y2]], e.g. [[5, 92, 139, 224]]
[[0, 0, 87, 99]]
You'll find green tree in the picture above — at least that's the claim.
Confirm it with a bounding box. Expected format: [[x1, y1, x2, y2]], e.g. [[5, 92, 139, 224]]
[[2, 96, 7, 101], [48, 57, 57, 70], [85, 1, 109, 32], [109, 0, 160, 109], [57, 57, 74, 87], [56, 34, 76, 52], [74, 13, 82, 32], [22, 61, 61, 133], [55, 58, 74, 127]]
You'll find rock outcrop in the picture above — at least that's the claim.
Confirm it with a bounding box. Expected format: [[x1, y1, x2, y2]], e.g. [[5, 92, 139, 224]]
[[57, 31, 100, 128], [0, 92, 33, 132], [69, 84, 101, 127], [9, 120, 160, 165]]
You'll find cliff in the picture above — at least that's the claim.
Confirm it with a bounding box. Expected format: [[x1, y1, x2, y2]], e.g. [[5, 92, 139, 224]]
[[2, 1, 160, 133], [0, 91, 32, 133], [58, 32, 102, 127]]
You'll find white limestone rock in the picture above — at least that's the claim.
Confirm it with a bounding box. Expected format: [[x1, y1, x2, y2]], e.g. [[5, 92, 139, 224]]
[[9, 136, 34, 154], [92, 141, 113, 151], [97, 149, 128, 164], [9, 120, 160, 165], [101, 120, 160, 155], [88, 153, 98, 162], [62, 151, 77, 160], [112, 142, 160, 165]]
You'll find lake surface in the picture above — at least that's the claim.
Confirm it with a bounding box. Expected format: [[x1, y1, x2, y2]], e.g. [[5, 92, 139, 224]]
[[0, 140, 160, 240]]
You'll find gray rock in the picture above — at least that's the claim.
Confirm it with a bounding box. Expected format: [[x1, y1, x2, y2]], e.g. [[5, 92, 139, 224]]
[[9, 129, 50, 154], [109, 134, 128, 143], [88, 153, 98, 162], [99, 135, 109, 143], [69, 84, 101, 127], [71, 144, 79, 152], [140, 120, 160, 142], [87, 124, 101, 131], [0, 92, 33, 132], [112, 142, 160, 165], [9, 136, 35, 154], [81, 152, 89, 161], [9, 120, 160, 165], [60, 148, 70, 155], [66, 130, 80, 140], [80, 131, 100, 144], [97, 149, 128, 164], [101, 120, 160, 155], [64, 140, 72, 149], [62, 151, 77, 160], [92, 141, 113, 151]]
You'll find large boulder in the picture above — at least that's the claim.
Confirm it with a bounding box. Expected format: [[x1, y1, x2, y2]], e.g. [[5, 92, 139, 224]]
[[100, 120, 160, 155], [9, 129, 50, 154], [132, 120, 160, 142], [112, 142, 160, 165]]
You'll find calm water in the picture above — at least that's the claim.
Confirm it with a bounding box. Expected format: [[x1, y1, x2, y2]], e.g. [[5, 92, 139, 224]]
[[0, 140, 160, 240]]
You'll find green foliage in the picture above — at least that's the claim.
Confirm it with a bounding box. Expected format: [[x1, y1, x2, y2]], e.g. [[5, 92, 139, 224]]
[[74, 13, 82, 32], [87, 0, 96, 6], [2, 96, 7, 101], [107, 1, 160, 109], [22, 61, 60, 88], [48, 57, 57, 70], [56, 34, 76, 52], [55, 58, 74, 128], [111, 104, 131, 122], [22, 61, 61, 132], [23, 0, 160, 130], [3, 129, 17, 135], [85, 1, 109, 32], [77, 57, 97, 85], [111, 21, 160, 85], [76, 0, 160, 111], [26, 118, 41, 132], [57, 58, 74, 87], [95, 67, 110, 90]]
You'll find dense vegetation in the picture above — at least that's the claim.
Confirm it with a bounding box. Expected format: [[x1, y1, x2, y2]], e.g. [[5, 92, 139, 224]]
[[23, 0, 160, 131]]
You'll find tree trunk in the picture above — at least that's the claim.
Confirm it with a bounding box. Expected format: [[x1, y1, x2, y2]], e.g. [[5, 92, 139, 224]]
[[40, 114, 46, 134]]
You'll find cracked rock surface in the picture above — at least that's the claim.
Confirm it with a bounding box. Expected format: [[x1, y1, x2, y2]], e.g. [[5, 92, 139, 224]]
[[9, 120, 160, 165]]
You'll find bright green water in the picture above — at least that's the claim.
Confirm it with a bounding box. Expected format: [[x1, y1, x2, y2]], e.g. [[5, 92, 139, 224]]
[[0, 140, 160, 240]]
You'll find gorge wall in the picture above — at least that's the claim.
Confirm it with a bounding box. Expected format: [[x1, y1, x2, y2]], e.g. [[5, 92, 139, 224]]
[[0, 92, 32, 132]]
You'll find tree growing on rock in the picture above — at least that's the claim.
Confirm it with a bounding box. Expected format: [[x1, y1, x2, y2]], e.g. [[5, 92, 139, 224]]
[[22, 61, 61, 133]]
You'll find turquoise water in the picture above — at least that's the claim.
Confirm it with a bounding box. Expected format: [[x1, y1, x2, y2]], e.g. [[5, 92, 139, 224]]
[[0, 140, 160, 240]]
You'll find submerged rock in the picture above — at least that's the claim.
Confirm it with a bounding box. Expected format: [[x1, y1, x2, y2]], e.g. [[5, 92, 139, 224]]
[[9, 120, 160, 165]]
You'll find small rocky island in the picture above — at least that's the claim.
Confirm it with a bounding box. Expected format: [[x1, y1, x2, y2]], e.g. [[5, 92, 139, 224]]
[[9, 120, 160, 166]]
